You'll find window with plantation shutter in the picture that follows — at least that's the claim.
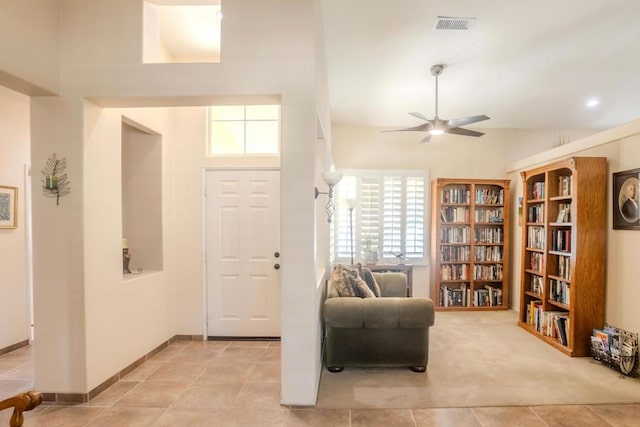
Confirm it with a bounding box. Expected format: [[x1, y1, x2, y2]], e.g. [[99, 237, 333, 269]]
[[332, 170, 428, 265]]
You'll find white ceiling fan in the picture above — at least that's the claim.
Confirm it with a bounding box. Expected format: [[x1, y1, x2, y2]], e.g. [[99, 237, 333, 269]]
[[383, 64, 489, 143]]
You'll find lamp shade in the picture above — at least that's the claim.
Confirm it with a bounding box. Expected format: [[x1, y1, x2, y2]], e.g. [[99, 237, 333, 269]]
[[322, 170, 343, 186], [344, 198, 358, 209]]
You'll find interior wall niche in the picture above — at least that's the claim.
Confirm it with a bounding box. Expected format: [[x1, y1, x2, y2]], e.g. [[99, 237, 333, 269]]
[[143, 0, 222, 64], [121, 120, 163, 273]]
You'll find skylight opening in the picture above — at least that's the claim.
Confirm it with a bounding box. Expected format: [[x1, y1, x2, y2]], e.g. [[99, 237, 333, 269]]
[[143, 1, 222, 64]]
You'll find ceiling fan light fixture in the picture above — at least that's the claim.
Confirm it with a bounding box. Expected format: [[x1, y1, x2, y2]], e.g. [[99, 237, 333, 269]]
[[429, 116, 445, 135], [380, 64, 489, 142]]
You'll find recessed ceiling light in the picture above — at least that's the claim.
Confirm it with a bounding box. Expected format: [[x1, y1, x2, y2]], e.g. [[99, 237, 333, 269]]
[[586, 98, 599, 108]]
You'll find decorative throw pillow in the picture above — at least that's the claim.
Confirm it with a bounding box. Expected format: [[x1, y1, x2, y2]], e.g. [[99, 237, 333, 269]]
[[330, 264, 376, 298], [346, 268, 376, 298], [359, 265, 382, 297], [330, 265, 356, 297]]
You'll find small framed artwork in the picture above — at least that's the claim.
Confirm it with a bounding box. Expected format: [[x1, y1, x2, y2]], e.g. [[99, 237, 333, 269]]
[[613, 168, 640, 230], [0, 186, 18, 229]]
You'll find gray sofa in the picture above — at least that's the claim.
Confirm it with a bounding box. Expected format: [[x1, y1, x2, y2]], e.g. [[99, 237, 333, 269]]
[[323, 271, 435, 372]]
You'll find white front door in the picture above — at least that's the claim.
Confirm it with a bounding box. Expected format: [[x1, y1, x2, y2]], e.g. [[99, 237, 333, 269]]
[[205, 169, 281, 337]]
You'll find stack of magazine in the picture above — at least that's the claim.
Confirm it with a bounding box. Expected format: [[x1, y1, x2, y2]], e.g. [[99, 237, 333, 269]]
[[591, 324, 639, 377]]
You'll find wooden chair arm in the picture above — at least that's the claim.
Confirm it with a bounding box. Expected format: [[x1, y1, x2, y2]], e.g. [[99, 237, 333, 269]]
[[0, 391, 43, 427]]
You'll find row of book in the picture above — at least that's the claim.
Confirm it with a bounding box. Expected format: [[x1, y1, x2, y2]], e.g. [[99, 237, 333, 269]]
[[528, 204, 544, 223], [524, 301, 570, 346], [555, 203, 571, 223], [531, 181, 545, 200], [558, 175, 572, 197], [475, 285, 503, 307], [549, 278, 570, 306], [526, 251, 572, 278], [551, 229, 571, 252], [439, 284, 503, 307], [440, 206, 469, 223], [440, 264, 468, 280], [440, 245, 504, 262], [527, 226, 545, 249], [474, 227, 503, 244], [529, 252, 544, 272], [529, 274, 543, 294], [441, 187, 470, 204], [440, 245, 470, 262], [557, 255, 571, 280], [473, 264, 503, 280], [475, 208, 503, 223], [475, 188, 504, 205], [475, 245, 503, 262], [440, 226, 471, 243]]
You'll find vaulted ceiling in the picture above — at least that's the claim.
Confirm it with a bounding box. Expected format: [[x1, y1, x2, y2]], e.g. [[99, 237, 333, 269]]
[[322, 0, 640, 130]]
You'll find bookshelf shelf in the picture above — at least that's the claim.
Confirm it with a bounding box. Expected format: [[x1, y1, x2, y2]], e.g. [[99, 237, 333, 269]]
[[431, 178, 510, 311], [518, 157, 607, 357]]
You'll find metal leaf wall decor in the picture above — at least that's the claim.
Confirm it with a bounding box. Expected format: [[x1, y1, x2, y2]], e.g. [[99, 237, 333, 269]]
[[41, 153, 70, 206]]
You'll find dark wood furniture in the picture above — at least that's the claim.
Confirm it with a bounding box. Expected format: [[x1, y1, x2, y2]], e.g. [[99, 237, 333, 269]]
[[431, 178, 511, 310], [518, 157, 607, 356]]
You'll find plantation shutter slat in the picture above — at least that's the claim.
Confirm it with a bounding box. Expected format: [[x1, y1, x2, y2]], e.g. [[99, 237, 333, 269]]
[[405, 177, 425, 258], [332, 170, 427, 264], [382, 176, 402, 257]]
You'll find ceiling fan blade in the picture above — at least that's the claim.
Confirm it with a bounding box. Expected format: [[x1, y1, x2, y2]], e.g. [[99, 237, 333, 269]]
[[446, 127, 485, 137], [419, 135, 432, 143], [381, 123, 431, 133], [408, 112, 430, 121], [446, 115, 490, 128]]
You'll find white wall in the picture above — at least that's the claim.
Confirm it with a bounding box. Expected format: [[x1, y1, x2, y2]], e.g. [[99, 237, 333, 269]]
[[23, 0, 324, 404], [31, 95, 87, 393], [0, 0, 60, 95], [0, 86, 30, 350]]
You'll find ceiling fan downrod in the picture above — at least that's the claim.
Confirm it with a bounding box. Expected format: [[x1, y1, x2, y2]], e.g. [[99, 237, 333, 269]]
[[431, 64, 444, 119]]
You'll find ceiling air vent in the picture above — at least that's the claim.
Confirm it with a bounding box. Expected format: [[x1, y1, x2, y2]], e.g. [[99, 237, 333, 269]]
[[433, 16, 475, 31]]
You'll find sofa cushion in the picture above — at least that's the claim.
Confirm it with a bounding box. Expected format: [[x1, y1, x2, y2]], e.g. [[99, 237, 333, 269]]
[[324, 297, 363, 328], [399, 298, 435, 328], [363, 298, 400, 328], [373, 272, 408, 297], [324, 297, 435, 329]]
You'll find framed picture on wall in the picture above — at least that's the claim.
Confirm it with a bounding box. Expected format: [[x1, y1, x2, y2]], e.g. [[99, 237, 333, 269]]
[[0, 186, 17, 229], [613, 168, 640, 230]]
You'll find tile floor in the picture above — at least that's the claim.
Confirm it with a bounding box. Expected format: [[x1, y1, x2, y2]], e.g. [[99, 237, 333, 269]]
[[1, 341, 639, 426]]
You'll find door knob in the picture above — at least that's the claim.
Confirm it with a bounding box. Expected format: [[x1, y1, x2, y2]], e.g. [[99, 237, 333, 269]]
[[274, 263, 280, 270], [274, 252, 280, 258]]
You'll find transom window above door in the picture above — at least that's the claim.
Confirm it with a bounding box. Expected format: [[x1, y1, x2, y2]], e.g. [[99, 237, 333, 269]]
[[207, 105, 280, 155]]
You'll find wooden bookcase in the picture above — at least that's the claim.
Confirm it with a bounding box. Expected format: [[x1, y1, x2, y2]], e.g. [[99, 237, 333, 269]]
[[518, 157, 607, 356], [431, 178, 510, 311]]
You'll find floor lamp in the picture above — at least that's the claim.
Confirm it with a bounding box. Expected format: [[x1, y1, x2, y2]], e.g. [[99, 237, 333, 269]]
[[345, 198, 357, 265]]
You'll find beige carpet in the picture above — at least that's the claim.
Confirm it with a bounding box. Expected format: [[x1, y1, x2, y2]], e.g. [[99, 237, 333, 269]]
[[316, 310, 640, 408]]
